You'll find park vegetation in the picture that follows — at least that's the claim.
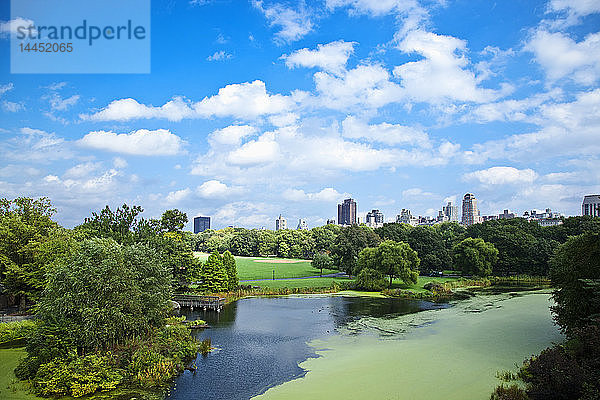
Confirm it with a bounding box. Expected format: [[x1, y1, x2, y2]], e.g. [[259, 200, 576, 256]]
[[491, 232, 600, 400], [0, 197, 239, 398]]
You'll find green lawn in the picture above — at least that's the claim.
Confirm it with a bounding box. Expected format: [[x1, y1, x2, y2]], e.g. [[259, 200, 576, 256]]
[[243, 276, 458, 291], [243, 276, 352, 289], [0, 348, 38, 400], [194, 253, 339, 280]]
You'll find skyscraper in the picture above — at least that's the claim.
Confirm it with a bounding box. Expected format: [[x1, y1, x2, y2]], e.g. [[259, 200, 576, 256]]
[[366, 209, 384, 228], [275, 215, 287, 230], [297, 219, 308, 230], [442, 201, 458, 222], [193, 216, 211, 233], [582, 195, 600, 217], [461, 193, 481, 226], [396, 209, 417, 226], [337, 198, 357, 226]]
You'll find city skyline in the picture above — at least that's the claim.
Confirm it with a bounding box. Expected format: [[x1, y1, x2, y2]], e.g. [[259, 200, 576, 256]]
[[1, 0, 599, 230]]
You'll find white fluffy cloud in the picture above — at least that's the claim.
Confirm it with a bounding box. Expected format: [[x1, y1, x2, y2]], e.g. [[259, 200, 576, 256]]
[[282, 40, 355, 75], [165, 188, 192, 204], [283, 187, 347, 202], [209, 125, 257, 146], [526, 30, 600, 85], [196, 180, 242, 198], [393, 30, 510, 104], [326, 0, 421, 17], [341, 115, 431, 147], [226, 137, 280, 166], [313, 64, 403, 110], [83, 80, 293, 121], [468, 89, 600, 163], [78, 129, 185, 156], [464, 166, 538, 185], [252, 0, 314, 43]]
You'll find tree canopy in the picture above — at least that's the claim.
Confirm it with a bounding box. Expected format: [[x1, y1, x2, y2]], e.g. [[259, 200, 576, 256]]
[[453, 237, 498, 277], [357, 240, 420, 287]]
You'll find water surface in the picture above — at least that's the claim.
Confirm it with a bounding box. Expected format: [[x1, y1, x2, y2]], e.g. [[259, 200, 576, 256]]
[[167, 292, 561, 400]]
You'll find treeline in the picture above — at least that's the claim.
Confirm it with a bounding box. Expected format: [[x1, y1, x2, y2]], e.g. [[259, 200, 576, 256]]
[[0, 197, 234, 398], [193, 216, 600, 277]]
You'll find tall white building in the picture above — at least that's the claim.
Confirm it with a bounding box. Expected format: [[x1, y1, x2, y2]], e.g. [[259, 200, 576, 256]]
[[461, 193, 482, 226], [275, 215, 287, 230], [396, 209, 417, 226], [366, 209, 384, 228], [297, 219, 308, 230], [582, 195, 600, 217], [442, 201, 458, 222]]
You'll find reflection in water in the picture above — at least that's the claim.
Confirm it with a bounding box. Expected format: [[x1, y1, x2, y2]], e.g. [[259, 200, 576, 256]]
[[166, 296, 447, 400]]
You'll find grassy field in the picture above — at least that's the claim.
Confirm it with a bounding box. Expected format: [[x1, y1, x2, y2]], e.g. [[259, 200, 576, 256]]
[[243, 276, 352, 289], [243, 276, 458, 291], [194, 253, 339, 280], [0, 348, 38, 400]]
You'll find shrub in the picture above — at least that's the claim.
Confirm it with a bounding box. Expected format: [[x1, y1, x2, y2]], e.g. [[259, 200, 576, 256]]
[[490, 384, 529, 400], [354, 268, 387, 291], [0, 319, 36, 347]]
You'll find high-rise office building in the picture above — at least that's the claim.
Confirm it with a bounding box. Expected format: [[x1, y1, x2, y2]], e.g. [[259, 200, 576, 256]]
[[366, 209, 384, 228], [326, 219, 336, 225], [275, 215, 287, 230], [442, 202, 458, 222], [338, 198, 357, 226], [396, 209, 417, 226], [582, 195, 600, 217], [297, 219, 308, 230], [461, 193, 482, 226], [193, 216, 211, 233]]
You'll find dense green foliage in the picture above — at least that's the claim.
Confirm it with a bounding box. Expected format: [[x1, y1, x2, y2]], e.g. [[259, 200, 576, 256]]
[[354, 268, 388, 291], [200, 251, 229, 292], [311, 252, 334, 276], [331, 225, 381, 275], [37, 238, 172, 351], [0, 319, 36, 346], [453, 237, 499, 277], [549, 232, 600, 335], [222, 250, 239, 290], [357, 240, 420, 287], [192, 217, 597, 278], [0, 197, 76, 304]]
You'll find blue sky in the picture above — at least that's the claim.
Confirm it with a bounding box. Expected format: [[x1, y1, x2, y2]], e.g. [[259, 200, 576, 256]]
[[0, 0, 599, 229]]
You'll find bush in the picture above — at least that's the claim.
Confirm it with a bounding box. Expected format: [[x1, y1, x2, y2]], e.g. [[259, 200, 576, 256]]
[[354, 268, 387, 291], [0, 319, 36, 346], [490, 384, 529, 400], [33, 353, 123, 398]]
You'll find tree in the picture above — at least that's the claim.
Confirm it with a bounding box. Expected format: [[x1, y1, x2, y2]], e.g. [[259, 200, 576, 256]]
[[354, 268, 387, 291], [311, 252, 333, 276], [160, 209, 188, 232], [199, 251, 228, 293], [331, 225, 380, 275], [0, 197, 73, 304], [405, 226, 451, 273], [357, 240, 420, 287], [222, 251, 238, 290], [77, 204, 144, 245], [549, 232, 600, 335], [453, 237, 498, 277], [37, 238, 172, 351]]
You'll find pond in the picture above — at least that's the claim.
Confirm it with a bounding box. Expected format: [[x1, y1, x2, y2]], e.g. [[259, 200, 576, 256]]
[[167, 291, 562, 400]]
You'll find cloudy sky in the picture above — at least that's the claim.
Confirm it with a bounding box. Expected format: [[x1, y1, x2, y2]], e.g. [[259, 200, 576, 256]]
[[1, 0, 599, 229]]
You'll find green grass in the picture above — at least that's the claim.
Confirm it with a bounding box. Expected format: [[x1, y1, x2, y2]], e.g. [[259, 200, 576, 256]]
[[0, 348, 39, 400], [194, 253, 338, 280], [243, 276, 459, 291], [243, 277, 352, 289]]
